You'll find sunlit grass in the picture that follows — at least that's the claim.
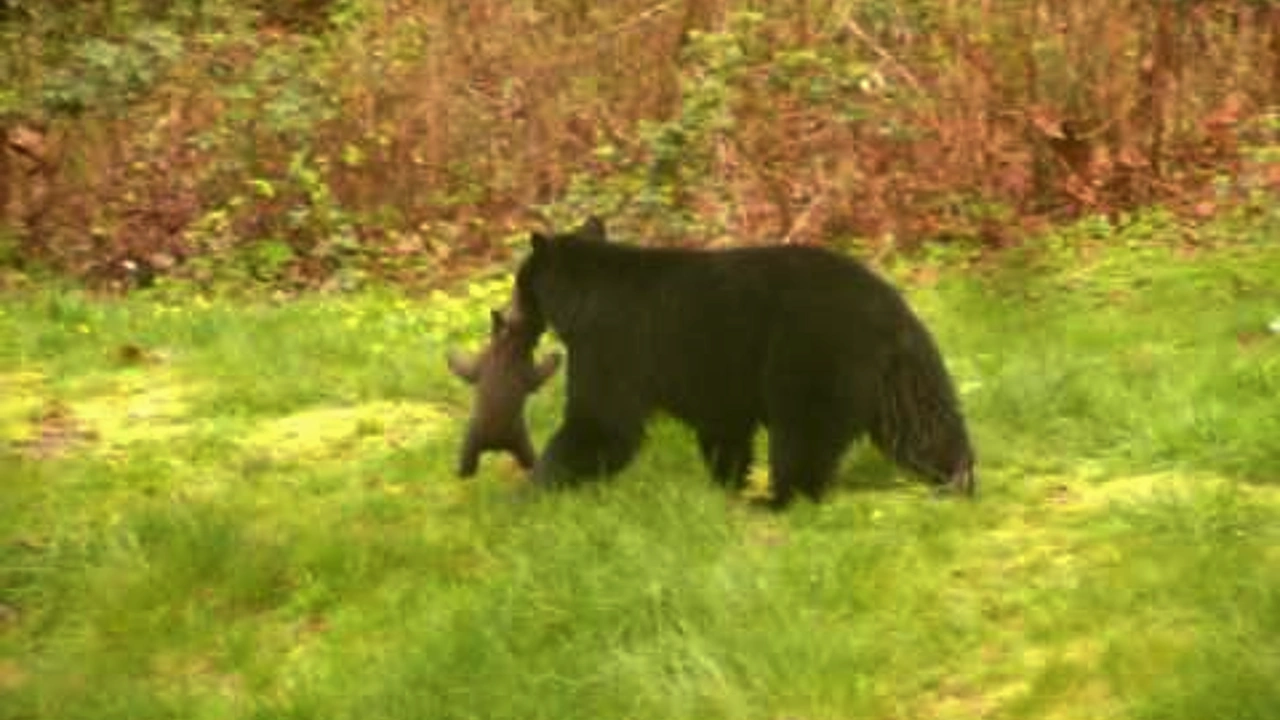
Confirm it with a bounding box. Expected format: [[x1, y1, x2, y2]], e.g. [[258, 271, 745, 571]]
[[2, 217, 1279, 719]]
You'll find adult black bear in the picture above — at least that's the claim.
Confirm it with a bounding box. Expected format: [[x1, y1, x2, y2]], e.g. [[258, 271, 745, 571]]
[[447, 308, 562, 477], [513, 218, 974, 507]]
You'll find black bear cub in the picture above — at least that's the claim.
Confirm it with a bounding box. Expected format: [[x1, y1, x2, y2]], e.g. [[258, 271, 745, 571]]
[[512, 218, 975, 507], [446, 308, 562, 477]]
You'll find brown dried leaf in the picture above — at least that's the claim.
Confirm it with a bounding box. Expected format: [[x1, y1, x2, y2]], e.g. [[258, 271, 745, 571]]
[[1028, 106, 1066, 140]]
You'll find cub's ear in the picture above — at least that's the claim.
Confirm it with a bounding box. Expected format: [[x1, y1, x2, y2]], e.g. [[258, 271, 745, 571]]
[[488, 308, 506, 334], [529, 231, 550, 253], [578, 216, 607, 243]]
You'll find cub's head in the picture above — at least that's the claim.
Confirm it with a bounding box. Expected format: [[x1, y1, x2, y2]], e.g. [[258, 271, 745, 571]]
[[446, 307, 558, 388], [486, 306, 537, 356], [483, 307, 561, 390]]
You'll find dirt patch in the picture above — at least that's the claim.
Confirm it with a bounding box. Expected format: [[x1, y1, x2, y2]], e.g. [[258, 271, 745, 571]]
[[3, 367, 201, 459], [0, 371, 47, 441], [72, 368, 197, 451], [9, 399, 99, 459], [0, 658, 28, 692], [241, 400, 449, 462]]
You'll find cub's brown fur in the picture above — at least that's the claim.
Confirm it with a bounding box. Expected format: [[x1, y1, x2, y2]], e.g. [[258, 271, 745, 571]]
[[447, 308, 561, 477]]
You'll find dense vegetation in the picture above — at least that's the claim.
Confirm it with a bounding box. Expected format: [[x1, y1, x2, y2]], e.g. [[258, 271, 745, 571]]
[[4, 1, 1280, 288]]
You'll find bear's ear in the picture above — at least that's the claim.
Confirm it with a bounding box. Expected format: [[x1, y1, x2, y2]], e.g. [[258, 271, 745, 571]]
[[578, 216, 607, 243], [489, 308, 506, 334], [529, 231, 550, 253]]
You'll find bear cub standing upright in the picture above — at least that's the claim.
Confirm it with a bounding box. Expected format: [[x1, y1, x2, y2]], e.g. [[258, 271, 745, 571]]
[[447, 308, 562, 477], [512, 218, 975, 507]]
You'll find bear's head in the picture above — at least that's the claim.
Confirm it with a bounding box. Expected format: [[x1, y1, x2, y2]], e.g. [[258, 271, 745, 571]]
[[512, 217, 608, 334]]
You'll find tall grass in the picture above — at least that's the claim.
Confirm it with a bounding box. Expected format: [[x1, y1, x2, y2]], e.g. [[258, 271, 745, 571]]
[[3, 213, 1279, 718]]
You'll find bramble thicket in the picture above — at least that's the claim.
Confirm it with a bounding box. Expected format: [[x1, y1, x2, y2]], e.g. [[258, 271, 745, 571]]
[[4, 1, 1280, 290]]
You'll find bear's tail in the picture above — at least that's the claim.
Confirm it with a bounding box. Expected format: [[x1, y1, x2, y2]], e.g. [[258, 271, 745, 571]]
[[870, 327, 976, 496]]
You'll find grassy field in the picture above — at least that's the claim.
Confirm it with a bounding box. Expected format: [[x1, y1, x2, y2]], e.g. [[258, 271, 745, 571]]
[[2, 215, 1279, 719]]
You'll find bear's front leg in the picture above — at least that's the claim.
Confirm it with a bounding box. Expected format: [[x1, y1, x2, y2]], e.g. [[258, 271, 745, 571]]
[[533, 415, 643, 486], [696, 429, 755, 489]]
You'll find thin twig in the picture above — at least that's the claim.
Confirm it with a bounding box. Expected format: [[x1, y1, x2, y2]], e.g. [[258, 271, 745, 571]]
[[842, 19, 927, 99]]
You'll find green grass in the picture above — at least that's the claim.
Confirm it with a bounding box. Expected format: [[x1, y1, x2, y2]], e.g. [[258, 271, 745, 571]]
[[3, 214, 1280, 719]]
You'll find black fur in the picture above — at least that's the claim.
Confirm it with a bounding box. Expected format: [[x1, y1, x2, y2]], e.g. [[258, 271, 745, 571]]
[[513, 218, 975, 507], [447, 308, 561, 477]]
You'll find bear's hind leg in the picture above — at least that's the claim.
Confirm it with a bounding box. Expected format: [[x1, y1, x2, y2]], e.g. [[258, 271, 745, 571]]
[[765, 425, 849, 509]]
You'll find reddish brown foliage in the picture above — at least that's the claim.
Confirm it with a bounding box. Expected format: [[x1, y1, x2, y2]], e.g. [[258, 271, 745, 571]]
[[2, 1, 1280, 288]]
